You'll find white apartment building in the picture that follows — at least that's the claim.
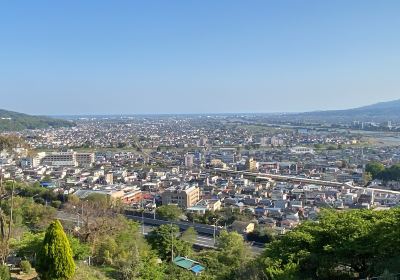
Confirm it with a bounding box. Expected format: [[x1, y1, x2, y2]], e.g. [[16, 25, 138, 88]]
[[41, 151, 94, 167]]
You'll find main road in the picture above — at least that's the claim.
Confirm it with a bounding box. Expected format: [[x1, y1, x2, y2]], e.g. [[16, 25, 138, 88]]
[[56, 211, 264, 255]]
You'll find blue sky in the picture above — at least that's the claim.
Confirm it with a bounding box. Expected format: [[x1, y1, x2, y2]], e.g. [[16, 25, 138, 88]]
[[1, 0, 399, 115]]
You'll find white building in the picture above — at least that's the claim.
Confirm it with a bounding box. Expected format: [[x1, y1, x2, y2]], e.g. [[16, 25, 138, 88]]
[[290, 146, 314, 154], [41, 151, 94, 167]]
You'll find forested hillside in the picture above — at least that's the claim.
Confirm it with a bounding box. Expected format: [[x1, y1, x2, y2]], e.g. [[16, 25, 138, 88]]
[[0, 109, 74, 131]]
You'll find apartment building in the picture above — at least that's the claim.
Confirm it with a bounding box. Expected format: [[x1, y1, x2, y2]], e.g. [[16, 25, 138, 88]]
[[76, 152, 95, 167], [41, 151, 94, 167], [42, 152, 77, 167], [161, 185, 200, 209]]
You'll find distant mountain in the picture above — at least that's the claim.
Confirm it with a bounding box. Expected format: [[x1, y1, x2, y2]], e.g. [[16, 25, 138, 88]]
[[355, 99, 400, 110], [0, 109, 75, 131], [275, 99, 400, 123]]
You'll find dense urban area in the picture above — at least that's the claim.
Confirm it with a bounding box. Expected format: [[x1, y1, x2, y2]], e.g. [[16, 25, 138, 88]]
[[0, 114, 399, 280]]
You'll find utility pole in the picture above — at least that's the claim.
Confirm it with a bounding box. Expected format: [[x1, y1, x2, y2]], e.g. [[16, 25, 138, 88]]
[[141, 199, 145, 235], [213, 218, 220, 246], [7, 180, 14, 241], [171, 223, 174, 262]]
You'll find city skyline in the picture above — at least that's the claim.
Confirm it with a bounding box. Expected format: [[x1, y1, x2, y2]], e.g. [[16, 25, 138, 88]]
[[1, 0, 400, 115]]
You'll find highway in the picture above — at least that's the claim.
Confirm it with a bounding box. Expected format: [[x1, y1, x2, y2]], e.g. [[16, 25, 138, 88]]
[[57, 211, 264, 255], [140, 224, 217, 249], [212, 168, 400, 195]]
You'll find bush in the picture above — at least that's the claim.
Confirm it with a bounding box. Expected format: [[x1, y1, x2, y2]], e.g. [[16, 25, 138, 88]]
[[51, 200, 62, 209], [0, 265, 10, 280], [20, 260, 32, 274]]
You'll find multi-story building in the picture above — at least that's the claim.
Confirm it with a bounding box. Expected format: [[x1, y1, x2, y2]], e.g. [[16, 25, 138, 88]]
[[184, 154, 194, 168], [19, 157, 40, 169], [76, 152, 95, 167], [245, 157, 257, 171], [42, 152, 77, 167], [40, 151, 94, 167], [161, 185, 200, 209]]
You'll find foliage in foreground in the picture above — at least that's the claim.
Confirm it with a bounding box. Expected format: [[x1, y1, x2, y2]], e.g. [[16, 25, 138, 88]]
[[37, 220, 76, 280], [255, 207, 400, 280]]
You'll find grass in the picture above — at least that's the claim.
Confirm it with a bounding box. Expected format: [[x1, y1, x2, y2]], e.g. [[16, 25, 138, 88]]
[[72, 263, 113, 280]]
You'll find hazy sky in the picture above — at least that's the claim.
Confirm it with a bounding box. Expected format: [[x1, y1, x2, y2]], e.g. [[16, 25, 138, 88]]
[[1, 0, 399, 115]]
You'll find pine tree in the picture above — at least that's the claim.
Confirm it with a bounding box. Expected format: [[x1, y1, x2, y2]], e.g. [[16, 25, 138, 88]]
[[37, 220, 75, 280]]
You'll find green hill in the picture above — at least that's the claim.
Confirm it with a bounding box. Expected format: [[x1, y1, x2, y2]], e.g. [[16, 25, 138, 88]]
[[0, 109, 75, 131]]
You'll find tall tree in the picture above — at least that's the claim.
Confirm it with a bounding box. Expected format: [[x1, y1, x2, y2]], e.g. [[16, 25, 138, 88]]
[[181, 227, 197, 246], [37, 220, 75, 280], [155, 205, 183, 221], [146, 224, 191, 261]]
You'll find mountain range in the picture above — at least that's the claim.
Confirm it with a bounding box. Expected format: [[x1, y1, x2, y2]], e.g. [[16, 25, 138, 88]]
[[0, 99, 399, 131], [273, 99, 400, 123]]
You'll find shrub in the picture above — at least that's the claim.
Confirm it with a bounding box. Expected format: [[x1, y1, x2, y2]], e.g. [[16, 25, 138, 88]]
[[20, 260, 32, 274], [51, 200, 62, 209], [0, 265, 10, 280]]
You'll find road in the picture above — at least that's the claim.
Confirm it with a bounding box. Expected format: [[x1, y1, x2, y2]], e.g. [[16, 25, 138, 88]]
[[140, 224, 216, 248], [57, 211, 264, 255], [140, 223, 264, 254]]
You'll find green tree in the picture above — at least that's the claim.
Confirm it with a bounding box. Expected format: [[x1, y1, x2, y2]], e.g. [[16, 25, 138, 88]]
[[365, 162, 385, 179], [181, 227, 197, 246], [146, 224, 191, 261], [377, 163, 400, 181], [11, 231, 44, 260], [258, 208, 400, 279], [37, 220, 76, 280], [67, 235, 91, 261], [216, 230, 251, 268], [156, 205, 183, 221]]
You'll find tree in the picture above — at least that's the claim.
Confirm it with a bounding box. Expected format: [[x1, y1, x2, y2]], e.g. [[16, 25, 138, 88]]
[[67, 235, 91, 261], [156, 205, 183, 221], [216, 230, 251, 268], [146, 224, 191, 261], [181, 227, 197, 245], [377, 163, 400, 182], [37, 220, 76, 280], [11, 231, 44, 260], [365, 162, 385, 179], [258, 208, 400, 279]]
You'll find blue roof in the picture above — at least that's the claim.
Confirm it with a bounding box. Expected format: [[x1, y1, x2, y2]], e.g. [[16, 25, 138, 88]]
[[40, 182, 55, 187], [191, 265, 205, 274]]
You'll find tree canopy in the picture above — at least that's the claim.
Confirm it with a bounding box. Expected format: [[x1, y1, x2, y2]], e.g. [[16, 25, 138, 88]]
[[365, 162, 385, 178], [156, 205, 183, 221], [146, 224, 192, 261], [256, 208, 400, 279], [365, 162, 400, 182]]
